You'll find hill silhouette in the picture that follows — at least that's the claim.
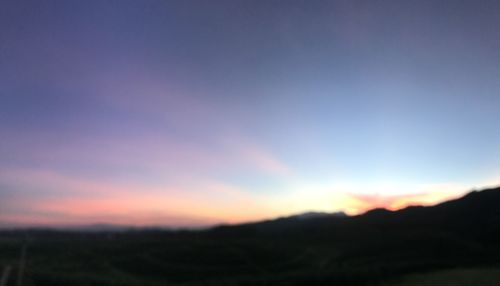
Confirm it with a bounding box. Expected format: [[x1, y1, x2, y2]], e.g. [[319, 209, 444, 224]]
[[1, 186, 500, 285], [212, 186, 500, 238]]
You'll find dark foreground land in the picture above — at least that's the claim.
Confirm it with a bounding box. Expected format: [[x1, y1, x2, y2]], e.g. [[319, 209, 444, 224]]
[[1, 187, 500, 286]]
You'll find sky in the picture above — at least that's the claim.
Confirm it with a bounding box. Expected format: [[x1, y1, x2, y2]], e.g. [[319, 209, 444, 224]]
[[1, 0, 500, 227]]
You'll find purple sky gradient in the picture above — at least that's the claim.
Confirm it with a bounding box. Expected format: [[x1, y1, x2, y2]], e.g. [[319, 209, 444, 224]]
[[1, 0, 500, 227]]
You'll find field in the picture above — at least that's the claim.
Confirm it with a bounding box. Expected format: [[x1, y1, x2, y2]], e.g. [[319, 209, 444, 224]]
[[1, 227, 499, 286], [384, 268, 500, 286]]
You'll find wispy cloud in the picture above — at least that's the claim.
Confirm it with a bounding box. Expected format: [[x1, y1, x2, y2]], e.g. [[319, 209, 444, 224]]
[[344, 182, 474, 214]]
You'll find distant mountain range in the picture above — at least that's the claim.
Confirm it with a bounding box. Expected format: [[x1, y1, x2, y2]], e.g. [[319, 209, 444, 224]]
[[4, 186, 500, 233], [211, 186, 500, 242]]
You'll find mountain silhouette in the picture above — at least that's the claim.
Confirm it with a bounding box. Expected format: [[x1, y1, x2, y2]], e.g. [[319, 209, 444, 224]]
[[206, 186, 500, 283], [212, 186, 500, 240], [87, 187, 500, 239]]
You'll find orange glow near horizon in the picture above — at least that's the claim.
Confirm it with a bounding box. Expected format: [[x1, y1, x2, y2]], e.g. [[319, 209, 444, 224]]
[[0, 191, 468, 227], [2, 190, 467, 228], [0, 168, 487, 227]]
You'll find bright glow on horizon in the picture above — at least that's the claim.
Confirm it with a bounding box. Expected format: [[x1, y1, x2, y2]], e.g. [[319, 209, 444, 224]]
[[1, 167, 495, 227]]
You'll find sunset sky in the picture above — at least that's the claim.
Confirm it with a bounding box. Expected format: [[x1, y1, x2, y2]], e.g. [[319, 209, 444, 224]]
[[1, 0, 500, 227]]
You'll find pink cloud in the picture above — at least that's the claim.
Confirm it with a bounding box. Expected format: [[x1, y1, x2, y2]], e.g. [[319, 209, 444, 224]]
[[347, 191, 462, 214]]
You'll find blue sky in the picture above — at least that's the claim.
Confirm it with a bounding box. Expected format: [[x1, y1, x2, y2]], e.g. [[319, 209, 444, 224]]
[[1, 0, 500, 226]]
